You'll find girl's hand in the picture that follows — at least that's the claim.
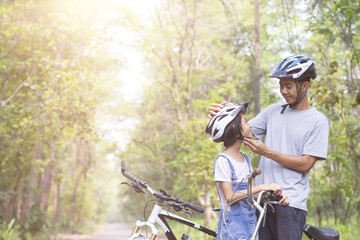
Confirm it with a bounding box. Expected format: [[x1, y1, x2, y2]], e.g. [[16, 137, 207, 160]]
[[258, 183, 283, 194], [256, 183, 289, 206], [208, 101, 227, 118]]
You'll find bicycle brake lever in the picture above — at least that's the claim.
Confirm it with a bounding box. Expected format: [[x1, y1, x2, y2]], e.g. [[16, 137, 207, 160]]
[[183, 208, 192, 217], [267, 201, 275, 213], [121, 182, 145, 193], [121, 181, 131, 186]]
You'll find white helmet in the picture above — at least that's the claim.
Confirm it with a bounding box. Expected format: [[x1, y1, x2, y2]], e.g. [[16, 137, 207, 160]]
[[206, 102, 249, 142]]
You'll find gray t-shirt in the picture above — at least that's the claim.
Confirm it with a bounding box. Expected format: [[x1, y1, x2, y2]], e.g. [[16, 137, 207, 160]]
[[249, 102, 329, 211]]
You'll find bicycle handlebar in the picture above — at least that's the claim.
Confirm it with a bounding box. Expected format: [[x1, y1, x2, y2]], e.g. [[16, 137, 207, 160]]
[[250, 168, 262, 179], [247, 168, 282, 205], [121, 161, 149, 188], [121, 160, 205, 213], [183, 201, 205, 213]]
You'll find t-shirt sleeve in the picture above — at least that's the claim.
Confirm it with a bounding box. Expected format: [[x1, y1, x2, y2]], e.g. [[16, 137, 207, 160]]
[[303, 121, 329, 160], [249, 104, 274, 140], [214, 157, 232, 182]]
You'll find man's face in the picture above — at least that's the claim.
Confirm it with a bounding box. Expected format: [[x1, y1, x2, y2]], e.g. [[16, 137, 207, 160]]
[[279, 78, 298, 104]]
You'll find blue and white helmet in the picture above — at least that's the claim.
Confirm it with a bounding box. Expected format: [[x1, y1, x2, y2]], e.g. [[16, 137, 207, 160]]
[[269, 55, 317, 80], [205, 102, 249, 142]]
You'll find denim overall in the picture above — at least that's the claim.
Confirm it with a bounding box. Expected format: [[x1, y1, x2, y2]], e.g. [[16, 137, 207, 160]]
[[214, 154, 258, 240]]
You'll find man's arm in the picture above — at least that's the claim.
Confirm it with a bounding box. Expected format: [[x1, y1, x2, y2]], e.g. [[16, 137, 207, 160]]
[[244, 138, 317, 173]]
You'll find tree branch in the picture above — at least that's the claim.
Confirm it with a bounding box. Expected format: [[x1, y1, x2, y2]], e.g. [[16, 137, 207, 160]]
[[5, 68, 35, 104]]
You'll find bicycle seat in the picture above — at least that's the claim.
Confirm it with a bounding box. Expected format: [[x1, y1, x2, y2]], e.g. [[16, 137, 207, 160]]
[[303, 224, 340, 240]]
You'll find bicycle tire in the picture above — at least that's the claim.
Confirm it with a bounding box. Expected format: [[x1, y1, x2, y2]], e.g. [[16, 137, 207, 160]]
[[129, 233, 149, 240]]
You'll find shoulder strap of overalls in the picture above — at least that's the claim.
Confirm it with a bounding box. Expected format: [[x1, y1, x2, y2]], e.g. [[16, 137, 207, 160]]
[[214, 154, 237, 182], [242, 153, 252, 173]]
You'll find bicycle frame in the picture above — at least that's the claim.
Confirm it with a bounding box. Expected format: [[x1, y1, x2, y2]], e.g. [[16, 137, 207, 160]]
[[129, 204, 216, 240]]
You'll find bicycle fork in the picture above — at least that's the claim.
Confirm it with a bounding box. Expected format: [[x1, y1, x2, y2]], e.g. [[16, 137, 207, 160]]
[[130, 205, 162, 240]]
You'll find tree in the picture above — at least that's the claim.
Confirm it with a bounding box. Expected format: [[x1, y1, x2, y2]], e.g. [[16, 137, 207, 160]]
[[0, 0, 124, 235]]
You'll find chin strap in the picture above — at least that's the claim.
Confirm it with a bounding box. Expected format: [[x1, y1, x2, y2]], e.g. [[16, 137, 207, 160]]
[[280, 104, 288, 114], [280, 81, 308, 114], [237, 136, 244, 141]]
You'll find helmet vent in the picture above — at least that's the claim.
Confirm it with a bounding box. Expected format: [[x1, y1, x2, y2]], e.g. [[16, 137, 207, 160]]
[[281, 60, 295, 71], [288, 69, 301, 74], [217, 115, 227, 121], [213, 129, 219, 138]]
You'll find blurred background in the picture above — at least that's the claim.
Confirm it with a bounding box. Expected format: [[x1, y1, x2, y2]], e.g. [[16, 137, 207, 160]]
[[0, 0, 359, 239]]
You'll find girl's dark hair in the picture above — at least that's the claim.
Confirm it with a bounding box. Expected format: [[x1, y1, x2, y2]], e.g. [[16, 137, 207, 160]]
[[223, 113, 243, 147]]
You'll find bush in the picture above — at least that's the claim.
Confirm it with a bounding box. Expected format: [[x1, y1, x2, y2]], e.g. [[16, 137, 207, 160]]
[[0, 219, 21, 240]]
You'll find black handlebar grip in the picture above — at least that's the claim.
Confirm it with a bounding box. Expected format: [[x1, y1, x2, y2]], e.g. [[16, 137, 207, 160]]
[[250, 169, 262, 178], [122, 170, 138, 183], [184, 202, 205, 213], [268, 192, 282, 201]]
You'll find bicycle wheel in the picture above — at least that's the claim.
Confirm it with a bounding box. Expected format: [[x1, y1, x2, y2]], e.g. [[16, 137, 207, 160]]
[[129, 233, 149, 240]]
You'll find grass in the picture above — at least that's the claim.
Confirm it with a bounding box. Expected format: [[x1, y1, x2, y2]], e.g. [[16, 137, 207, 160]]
[[302, 216, 360, 240]]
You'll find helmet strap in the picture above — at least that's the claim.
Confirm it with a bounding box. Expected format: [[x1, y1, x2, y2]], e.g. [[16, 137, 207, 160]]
[[237, 136, 244, 141]]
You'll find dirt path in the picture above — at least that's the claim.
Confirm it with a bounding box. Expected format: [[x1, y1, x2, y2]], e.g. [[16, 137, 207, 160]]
[[51, 223, 133, 240]]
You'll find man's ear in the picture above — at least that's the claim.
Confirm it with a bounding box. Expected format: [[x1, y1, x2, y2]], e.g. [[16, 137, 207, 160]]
[[302, 81, 310, 91]]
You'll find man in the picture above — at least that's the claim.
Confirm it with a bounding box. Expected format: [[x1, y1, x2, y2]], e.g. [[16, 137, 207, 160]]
[[208, 56, 329, 240]]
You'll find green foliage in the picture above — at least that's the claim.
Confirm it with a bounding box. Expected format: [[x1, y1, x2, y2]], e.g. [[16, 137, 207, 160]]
[[0, 219, 21, 240]]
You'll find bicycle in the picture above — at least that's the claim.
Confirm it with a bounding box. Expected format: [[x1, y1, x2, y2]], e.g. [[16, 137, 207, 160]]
[[121, 160, 340, 240], [121, 160, 216, 239]]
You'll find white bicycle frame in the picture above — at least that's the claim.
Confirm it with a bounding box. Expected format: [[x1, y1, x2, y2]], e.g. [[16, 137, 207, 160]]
[[249, 190, 272, 240], [129, 204, 216, 240]]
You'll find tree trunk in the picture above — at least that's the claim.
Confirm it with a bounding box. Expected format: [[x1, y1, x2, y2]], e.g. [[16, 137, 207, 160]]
[[52, 176, 61, 224], [203, 186, 212, 228], [316, 205, 322, 227], [36, 144, 56, 211], [20, 142, 43, 224], [20, 167, 36, 224], [254, 0, 261, 115]]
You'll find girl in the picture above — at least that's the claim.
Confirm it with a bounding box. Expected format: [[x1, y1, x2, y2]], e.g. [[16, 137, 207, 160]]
[[206, 102, 289, 240]]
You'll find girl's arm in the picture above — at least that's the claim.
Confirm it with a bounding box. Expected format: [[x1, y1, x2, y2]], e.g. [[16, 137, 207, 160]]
[[219, 181, 289, 206]]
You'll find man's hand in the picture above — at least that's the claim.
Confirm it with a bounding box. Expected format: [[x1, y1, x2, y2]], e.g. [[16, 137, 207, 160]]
[[208, 101, 227, 118], [278, 192, 290, 207], [245, 138, 317, 173], [254, 183, 289, 206], [243, 138, 270, 156]]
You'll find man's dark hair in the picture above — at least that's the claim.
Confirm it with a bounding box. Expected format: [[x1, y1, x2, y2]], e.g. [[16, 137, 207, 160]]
[[297, 77, 310, 84]]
